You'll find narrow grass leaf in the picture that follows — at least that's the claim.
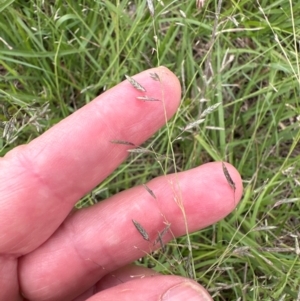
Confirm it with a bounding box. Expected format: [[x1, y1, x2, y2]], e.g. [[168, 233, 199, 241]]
[[0, 0, 16, 13]]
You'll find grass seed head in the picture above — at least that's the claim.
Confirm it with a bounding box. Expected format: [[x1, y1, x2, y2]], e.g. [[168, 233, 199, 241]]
[[125, 75, 146, 92]]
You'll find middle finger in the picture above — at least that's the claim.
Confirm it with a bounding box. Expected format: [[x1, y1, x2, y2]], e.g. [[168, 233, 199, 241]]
[[19, 163, 242, 301]]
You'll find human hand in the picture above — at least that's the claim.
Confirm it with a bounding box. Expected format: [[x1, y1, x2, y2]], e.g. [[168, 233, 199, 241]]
[[0, 66, 242, 301]]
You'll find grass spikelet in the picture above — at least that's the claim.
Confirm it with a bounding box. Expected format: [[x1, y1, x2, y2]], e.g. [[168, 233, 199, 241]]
[[146, 0, 155, 17], [222, 162, 236, 203], [156, 234, 165, 252], [3, 117, 16, 142], [132, 219, 150, 241], [199, 102, 222, 118], [127, 147, 152, 154], [136, 96, 160, 102], [143, 184, 156, 199], [125, 75, 146, 92], [110, 140, 135, 146], [154, 223, 171, 250], [184, 118, 205, 131], [222, 162, 236, 191], [149, 72, 160, 81]]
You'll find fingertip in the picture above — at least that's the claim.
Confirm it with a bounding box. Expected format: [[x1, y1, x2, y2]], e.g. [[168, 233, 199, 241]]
[[156, 65, 182, 103], [85, 276, 212, 301], [161, 280, 213, 301], [158, 161, 243, 233], [128, 66, 182, 120], [157, 66, 182, 116]]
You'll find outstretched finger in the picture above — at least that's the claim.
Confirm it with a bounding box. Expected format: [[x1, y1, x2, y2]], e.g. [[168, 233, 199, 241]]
[[20, 162, 242, 301]]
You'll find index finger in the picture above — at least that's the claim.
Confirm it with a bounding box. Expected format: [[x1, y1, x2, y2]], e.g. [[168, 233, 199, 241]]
[[0, 66, 181, 255]]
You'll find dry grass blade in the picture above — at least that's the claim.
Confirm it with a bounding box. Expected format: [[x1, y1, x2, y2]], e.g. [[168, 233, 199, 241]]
[[143, 184, 156, 199], [110, 139, 135, 146], [146, 0, 155, 17], [136, 96, 160, 102], [132, 219, 150, 241], [125, 75, 146, 92]]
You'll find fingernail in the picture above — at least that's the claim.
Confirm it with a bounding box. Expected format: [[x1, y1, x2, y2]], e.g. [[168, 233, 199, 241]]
[[161, 281, 212, 301]]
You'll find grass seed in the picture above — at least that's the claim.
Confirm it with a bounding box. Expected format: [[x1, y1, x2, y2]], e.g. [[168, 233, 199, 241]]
[[125, 75, 146, 92]]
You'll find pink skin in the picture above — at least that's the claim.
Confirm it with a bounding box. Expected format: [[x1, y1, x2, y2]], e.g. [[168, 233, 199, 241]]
[[0, 66, 242, 301]]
